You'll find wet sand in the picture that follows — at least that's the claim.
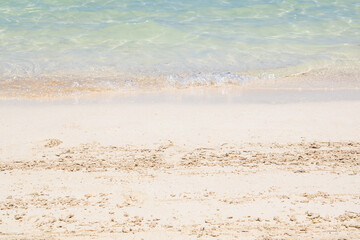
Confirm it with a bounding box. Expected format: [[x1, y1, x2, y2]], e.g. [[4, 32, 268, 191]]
[[0, 94, 359, 239]]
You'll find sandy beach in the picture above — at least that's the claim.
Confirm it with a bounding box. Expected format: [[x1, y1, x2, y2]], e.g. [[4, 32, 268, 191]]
[[2, 0, 360, 238], [0, 90, 359, 239]]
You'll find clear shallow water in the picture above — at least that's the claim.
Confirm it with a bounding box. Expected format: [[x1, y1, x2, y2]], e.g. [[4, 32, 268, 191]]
[[0, 0, 360, 96]]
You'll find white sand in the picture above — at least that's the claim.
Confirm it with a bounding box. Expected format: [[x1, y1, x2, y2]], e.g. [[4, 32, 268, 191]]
[[0, 94, 359, 239]]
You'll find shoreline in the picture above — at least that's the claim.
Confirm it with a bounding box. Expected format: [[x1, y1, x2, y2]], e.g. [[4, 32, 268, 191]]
[[1, 88, 360, 105], [1, 62, 359, 100]]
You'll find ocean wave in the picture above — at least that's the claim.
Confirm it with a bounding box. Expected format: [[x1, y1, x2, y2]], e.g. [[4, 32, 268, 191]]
[[1, 63, 359, 99]]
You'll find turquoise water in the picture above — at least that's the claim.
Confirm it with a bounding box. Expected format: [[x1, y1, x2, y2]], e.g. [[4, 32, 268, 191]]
[[0, 0, 360, 95]]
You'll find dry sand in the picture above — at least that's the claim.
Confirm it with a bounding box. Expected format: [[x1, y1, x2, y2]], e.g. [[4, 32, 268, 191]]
[[0, 93, 359, 239]]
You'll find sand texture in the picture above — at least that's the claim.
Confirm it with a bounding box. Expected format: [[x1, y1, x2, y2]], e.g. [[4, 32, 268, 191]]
[[0, 99, 359, 239]]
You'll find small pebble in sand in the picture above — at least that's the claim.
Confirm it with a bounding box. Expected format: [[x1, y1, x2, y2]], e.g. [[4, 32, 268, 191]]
[[44, 139, 63, 148]]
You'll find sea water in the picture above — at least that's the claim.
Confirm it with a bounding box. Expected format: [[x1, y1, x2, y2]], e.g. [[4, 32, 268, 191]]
[[0, 0, 359, 97]]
